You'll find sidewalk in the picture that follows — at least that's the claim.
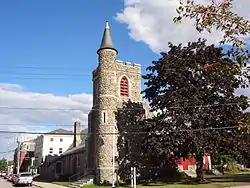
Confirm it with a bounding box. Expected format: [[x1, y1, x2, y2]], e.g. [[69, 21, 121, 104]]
[[33, 181, 68, 188], [225, 186, 250, 188]]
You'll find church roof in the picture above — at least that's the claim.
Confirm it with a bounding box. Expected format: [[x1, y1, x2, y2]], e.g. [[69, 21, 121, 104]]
[[97, 21, 118, 54], [47, 129, 72, 134]]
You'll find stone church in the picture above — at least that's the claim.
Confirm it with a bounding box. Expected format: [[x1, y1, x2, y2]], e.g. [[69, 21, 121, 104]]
[[87, 21, 147, 184]]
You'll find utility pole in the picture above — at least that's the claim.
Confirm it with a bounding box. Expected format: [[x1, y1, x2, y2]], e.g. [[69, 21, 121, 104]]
[[130, 167, 136, 188], [112, 120, 116, 188], [16, 138, 20, 174]]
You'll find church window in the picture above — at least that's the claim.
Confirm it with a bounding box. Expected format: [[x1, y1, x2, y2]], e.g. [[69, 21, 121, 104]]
[[120, 77, 129, 96], [103, 112, 106, 123]]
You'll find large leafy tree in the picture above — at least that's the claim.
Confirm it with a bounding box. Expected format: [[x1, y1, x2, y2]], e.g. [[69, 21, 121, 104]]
[[174, 0, 250, 64], [116, 101, 178, 182], [115, 101, 147, 182], [142, 39, 249, 181], [174, 0, 250, 46]]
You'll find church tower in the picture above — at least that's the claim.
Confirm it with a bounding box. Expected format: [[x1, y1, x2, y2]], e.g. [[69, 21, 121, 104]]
[[88, 21, 143, 184]]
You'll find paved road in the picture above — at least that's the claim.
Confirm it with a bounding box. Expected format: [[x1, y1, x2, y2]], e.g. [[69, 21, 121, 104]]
[[0, 177, 15, 188]]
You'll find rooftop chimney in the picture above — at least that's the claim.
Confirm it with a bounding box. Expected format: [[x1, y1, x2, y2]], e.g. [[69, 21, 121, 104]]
[[73, 121, 81, 148]]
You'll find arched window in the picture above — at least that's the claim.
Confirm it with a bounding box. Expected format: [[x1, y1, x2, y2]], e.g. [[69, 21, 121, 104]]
[[120, 77, 129, 96]]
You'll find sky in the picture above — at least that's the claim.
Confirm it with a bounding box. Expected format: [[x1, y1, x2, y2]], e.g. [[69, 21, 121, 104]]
[[0, 0, 249, 160]]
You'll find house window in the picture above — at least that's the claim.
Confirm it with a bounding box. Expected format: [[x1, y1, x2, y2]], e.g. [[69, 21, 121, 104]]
[[120, 77, 129, 96], [50, 138, 54, 142], [60, 138, 63, 142], [49, 147, 53, 154], [59, 148, 63, 154]]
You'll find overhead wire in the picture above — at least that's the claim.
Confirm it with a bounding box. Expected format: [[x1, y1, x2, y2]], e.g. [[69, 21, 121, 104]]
[[0, 126, 239, 135], [0, 65, 249, 137], [0, 77, 88, 80], [0, 150, 16, 154], [0, 64, 248, 81], [0, 100, 249, 111], [0, 66, 144, 79], [0, 123, 80, 127]]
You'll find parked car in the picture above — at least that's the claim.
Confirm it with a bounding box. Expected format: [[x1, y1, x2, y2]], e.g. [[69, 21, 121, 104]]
[[1, 171, 6, 177], [10, 174, 17, 182], [4, 173, 9, 179], [13, 172, 33, 186], [7, 173, 13, 181]]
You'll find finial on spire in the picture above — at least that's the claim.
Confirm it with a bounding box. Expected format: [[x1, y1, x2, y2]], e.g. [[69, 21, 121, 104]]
[[105, 21, 109, 29], [97, 21, 118, 54]]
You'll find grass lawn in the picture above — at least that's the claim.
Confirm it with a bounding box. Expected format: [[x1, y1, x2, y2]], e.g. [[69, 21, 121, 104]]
[[82, 172, 250, 188]]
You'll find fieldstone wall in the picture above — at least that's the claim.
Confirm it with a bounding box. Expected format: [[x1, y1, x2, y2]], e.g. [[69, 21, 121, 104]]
[[115, 60, 142, 102], [88, 48, 145, 184]]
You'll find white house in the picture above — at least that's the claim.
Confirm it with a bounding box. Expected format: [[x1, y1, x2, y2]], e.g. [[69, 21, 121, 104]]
[[20, 139, 36, 152], [34, 129, 74, 167]]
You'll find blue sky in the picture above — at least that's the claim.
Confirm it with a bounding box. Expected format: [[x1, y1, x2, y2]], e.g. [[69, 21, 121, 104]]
[[0, 0, 161, 159], [0, 0, 158, 95]]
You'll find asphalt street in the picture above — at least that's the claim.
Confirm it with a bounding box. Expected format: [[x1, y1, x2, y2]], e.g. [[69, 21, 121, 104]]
[[0, 177, 15, 188]]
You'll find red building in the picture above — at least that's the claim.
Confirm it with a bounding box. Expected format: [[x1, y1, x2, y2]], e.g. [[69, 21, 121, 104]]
[[176, 154, 211, 176]]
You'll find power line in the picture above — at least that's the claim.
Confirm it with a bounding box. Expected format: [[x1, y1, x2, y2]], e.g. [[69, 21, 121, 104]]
[[1, 63, 148, 70], [0, 72, 91, 77], [0, 126, 239, 135], [0, 68, 248, 77], [0, 101, 249, 111], [4, 66, 89, 70], [0, 69, 144, 80], [0, 123, 80, 127], [0, 66, 248, 81], [0, 107, 85, 111], [0, 76, 89, 80], [0, 150, 15, 154], [0, 68, 143, 77], [2, 64, 248, 71]]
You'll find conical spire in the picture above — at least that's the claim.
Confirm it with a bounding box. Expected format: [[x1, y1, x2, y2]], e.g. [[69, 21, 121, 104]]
[[97, 21, 118, 54]]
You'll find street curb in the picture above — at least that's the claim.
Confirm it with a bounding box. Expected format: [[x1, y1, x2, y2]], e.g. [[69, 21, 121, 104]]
[[33, 183, 44, 188]]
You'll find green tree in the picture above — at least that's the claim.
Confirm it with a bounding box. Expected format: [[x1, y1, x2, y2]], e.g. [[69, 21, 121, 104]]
[[142, 39, 249, 181], [115, 101, 147, 182], [0, 158, 8, 171], [174, 0, 250, 66], [116, 100, 179, 182], [7, 160, 14, 166], [174, 0, 250, 46]]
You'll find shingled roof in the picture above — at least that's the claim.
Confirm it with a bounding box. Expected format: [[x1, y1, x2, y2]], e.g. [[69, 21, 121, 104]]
[[97, 21, 118, 54], [47, 129, 72, 134]]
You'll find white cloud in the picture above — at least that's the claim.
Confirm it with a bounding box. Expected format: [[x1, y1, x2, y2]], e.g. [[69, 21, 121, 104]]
[[116, 0, 250, 52], [0, 83, 92, 160]]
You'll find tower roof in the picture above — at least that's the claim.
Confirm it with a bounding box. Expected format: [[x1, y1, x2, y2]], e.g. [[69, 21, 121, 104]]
[[97, 21, 118, 54]]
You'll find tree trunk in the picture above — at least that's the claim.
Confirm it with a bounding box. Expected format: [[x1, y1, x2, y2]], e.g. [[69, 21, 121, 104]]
[[195, 154, 204, 182]]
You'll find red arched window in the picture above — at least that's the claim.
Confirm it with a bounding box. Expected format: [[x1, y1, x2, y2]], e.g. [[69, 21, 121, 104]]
[[120, 77, 129, 96]]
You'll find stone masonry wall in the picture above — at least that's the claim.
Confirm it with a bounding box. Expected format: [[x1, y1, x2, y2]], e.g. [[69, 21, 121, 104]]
[[95, 49, 118, 184], [115, 60, 142, 103], [88, 48, 144, 184]]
